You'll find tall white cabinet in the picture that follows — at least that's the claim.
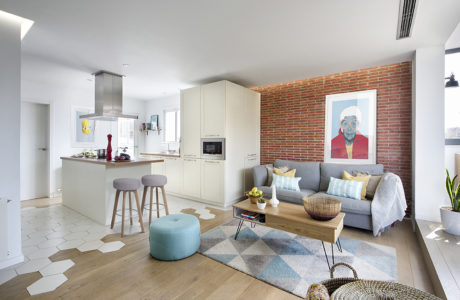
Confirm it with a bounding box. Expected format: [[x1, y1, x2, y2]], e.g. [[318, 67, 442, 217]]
[[169, 80, 260, 207]]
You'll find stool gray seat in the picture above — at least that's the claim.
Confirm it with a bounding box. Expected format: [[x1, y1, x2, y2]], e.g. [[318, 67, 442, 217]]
[[142, 175, 167, 187], [141, 174, 169, 225], [113, 178, 141, 191], [111, 178, 144, 237]]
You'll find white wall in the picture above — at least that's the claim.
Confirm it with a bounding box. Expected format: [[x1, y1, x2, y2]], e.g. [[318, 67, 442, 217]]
[[413, 46, 449, 222], [0, 15, 23, 268], [144, 94, 180, 153], [21, 57, 146, 196]]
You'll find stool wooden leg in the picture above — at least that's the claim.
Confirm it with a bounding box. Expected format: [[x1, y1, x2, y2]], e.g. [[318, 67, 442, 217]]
[[156, 187, 160, 218], [121, 191, 126, 237], [141, 186, 148, 215], [149, 186, 153, 225], [129, 192, 133, 225], [134, 190, 145, 233], [111, 190, 120, 229], [161, 186, 169, 215]]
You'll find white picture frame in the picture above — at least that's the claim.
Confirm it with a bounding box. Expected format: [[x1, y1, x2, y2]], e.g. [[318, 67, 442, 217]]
[[324, 90, 376, 164], [71, 105, 96, 148]]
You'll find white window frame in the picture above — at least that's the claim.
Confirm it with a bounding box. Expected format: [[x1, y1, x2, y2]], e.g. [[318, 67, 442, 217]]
[[163, 109, 180, 143]]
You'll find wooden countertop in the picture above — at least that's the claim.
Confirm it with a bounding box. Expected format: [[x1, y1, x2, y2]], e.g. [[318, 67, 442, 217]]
[[61, 157, 164, 166], [140, 152, 181, 158]]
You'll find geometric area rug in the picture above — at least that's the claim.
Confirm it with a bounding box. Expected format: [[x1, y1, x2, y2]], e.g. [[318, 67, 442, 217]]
[[199, 219, 397, 298]]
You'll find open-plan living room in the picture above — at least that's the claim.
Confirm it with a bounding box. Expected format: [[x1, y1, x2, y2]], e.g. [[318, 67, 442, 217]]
[[0, 1, 460, 299]]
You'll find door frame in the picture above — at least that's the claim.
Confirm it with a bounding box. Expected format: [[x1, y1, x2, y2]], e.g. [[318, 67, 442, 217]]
[[21, 98, 54, 199]]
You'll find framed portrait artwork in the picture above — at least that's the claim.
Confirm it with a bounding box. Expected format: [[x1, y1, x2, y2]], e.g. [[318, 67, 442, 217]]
[[150, 114, 159, 131], [71, 106, 96, 148], [324, 90, 376, 164]]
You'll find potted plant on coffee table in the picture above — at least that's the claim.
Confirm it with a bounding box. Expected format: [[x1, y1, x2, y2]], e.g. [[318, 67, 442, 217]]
[[442, 169, 460, 235], [257, 198, 267, 210]]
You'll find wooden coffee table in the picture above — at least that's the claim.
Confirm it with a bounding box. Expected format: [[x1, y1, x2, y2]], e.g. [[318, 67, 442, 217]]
[[233, 198, 345, 269]]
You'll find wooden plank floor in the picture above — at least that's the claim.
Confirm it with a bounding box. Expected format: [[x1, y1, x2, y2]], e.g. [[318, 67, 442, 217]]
[[0, 199, 434, 299]]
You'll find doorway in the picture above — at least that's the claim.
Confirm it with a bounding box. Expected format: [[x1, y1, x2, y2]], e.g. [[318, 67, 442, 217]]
[[20, 102, 50, 200]]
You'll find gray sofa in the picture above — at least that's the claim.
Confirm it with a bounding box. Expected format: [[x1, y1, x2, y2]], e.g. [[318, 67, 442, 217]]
[[253, 159, 385, 231]]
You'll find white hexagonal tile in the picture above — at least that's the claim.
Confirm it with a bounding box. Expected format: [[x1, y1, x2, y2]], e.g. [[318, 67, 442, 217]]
[[16, 258, 51, 274], [27, 229, 54, 239], [63, 231, 88, 241], [27, 247, 59, 260], [39, 259, 74, 276], [22, 236, 46, 247], [46, 230, 71, 239], [77, 240, 104, 252], [57, 239, 84, 250], [87, 225, 109, 233], [98, 241, 125, 253], [27, 274, 67, 295], [69, 225, 91, 233], [0, 269, 17, 285], [82, 232, 107, 242], [22, 246, 39, 256], [38, 238, 65, 249]]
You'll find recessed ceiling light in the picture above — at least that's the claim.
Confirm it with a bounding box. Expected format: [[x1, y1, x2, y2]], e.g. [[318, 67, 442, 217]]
[[0, 10, 34, 40]]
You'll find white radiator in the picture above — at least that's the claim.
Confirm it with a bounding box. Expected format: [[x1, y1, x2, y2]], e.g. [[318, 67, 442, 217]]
[[0, 197, 8, 261]]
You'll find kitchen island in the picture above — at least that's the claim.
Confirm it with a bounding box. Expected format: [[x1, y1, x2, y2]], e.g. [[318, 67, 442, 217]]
[[61, 157, 164, 225]]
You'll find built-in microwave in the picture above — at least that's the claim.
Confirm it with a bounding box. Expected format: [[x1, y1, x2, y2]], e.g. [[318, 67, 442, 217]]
[[201, 138, 225, 160]]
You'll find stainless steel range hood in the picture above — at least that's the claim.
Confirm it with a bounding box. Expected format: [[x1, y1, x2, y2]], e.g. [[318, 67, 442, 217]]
[[80, 71, 138, 121]]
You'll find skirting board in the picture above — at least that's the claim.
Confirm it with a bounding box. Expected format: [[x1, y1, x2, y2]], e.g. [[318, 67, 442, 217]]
[[0, 255, 24, 270]]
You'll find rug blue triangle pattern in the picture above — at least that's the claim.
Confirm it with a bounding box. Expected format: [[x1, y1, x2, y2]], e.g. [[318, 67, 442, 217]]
[[199, 220, 398, 298]]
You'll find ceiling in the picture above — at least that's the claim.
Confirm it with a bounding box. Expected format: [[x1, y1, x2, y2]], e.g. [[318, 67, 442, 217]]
[[1, 0, 460, 101]]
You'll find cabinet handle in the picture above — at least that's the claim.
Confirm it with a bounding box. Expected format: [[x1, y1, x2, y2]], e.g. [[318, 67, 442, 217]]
[[184, 159, 196, 162], [248, 158, 257, 161], [205, 160, 221, 164], [205, 134, 219, 137]]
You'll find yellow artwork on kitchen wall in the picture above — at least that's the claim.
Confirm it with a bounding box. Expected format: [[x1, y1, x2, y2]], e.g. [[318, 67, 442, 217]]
[[81, 119, 91, 135], [71, 105, 95, 147]]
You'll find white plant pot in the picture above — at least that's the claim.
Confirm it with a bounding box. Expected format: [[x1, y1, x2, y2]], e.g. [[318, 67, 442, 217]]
[[257, 202, 266, 210], [440, 207, 460, 236]]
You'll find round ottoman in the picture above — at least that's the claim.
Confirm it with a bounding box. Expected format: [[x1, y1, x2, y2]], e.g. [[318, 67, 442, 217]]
[[149, 214, 200, 260]]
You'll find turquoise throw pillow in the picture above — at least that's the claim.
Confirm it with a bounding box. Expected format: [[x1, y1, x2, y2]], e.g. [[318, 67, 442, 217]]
[[271, 173, 301, 192], [327, 177, 364, 200]]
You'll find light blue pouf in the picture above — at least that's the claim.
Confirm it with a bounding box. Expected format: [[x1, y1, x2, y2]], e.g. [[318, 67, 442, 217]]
[[149, 214, 200, 261]]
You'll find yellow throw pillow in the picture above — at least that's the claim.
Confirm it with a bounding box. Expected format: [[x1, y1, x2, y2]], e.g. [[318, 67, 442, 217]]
[[342, 171, 370, 200], [274, 167, 296, 177]]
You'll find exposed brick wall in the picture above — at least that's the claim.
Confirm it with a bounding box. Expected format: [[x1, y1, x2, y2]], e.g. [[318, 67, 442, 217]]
[[252, 62, 412, 216]]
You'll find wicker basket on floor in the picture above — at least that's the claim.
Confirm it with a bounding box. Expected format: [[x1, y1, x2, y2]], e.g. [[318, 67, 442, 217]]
[[318, 263, 360, 295], [302, 195, 341, 221], [331, 280, 442, 300]]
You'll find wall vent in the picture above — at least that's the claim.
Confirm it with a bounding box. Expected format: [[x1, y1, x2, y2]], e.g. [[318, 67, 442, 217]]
[[397, 0, 418, 39]]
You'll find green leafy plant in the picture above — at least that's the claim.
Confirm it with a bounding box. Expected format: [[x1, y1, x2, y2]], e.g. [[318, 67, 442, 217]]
[[445, 169, 460, 212], [257, 198, 266, 204]]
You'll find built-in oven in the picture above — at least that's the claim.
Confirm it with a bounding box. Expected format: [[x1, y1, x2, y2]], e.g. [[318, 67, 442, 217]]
[[201, 138, 225, 160]]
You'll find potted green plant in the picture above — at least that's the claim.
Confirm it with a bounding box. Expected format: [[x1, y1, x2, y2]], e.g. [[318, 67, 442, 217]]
[[442, 169, 460, 235], [257, 198, 266, 210]]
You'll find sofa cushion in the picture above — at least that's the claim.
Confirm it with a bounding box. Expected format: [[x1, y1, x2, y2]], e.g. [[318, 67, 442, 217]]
[[314, 192, 371, 215], [327, 177, 364, 201], [259, 186, 316, 205], [274, 160, 320, 191], [272, 174, 301, 192], [319, 163, 384, 191]]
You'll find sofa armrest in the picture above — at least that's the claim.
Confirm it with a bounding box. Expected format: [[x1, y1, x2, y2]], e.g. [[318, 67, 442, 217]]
[[253, 164, 271, 187]]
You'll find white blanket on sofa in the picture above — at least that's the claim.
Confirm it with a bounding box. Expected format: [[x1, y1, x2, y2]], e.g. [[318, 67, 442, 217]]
[[371, 172, 407, 236]]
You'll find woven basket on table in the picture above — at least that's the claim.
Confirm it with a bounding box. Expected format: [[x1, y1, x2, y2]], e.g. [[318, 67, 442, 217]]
[[331, 280, 442, 300], [318, 263, 360, 295], [302, 195, 341, 221]]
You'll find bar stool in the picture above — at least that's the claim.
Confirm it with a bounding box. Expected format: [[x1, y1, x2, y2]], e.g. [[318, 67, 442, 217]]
[[141, 175, 169, 225], [111, 178, 145, 237]]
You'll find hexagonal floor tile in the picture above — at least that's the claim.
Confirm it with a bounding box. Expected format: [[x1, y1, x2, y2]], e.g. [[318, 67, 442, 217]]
[[27, 247, 59, 260], [46, 230, 71, 240], [22, 236, 46, 247], [98, 241, 125, 253], [77, 240, 104, 252], [0, 269, 17, 285], [63, 231, 88, 241], [27, 274, 67, 295], [37, 238, 65, 249], [16, 258, 51, 274], [57, 239, 84, 250], [39, 259, 74, 276]]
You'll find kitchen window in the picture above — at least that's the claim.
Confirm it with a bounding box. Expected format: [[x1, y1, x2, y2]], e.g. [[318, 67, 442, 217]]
[[445, 49, 460, 144], [118, 118, 136, 156], [164, 110, 180, 142]]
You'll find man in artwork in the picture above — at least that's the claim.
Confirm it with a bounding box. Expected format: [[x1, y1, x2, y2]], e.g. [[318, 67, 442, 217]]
[[331, 106, 368, 159]]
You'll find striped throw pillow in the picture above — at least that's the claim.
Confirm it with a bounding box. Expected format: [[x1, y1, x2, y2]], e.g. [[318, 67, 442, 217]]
[[271, 173, 301, 192], [327, 177, 364, 200]]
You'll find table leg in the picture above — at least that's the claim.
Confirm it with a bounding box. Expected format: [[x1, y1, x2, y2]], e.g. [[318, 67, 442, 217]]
[[321, 241, 335, 270], [234, 219, 244, 240], [336, 238, 342, 253]]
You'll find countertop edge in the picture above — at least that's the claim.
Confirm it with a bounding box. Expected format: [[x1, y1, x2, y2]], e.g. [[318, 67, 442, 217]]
[[61, 157, 164, 166]]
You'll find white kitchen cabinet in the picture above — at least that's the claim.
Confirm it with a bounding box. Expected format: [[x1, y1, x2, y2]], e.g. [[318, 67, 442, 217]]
[[244, 155, 260, 192], [201, 160, 225, 204], [164, 157, 183, 194], [201, 81, 226, 138], [183, 158, 201, 198], [181, 87, 201, 158], [151, 157, 165, 175], [245, 91, 261, 157]]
